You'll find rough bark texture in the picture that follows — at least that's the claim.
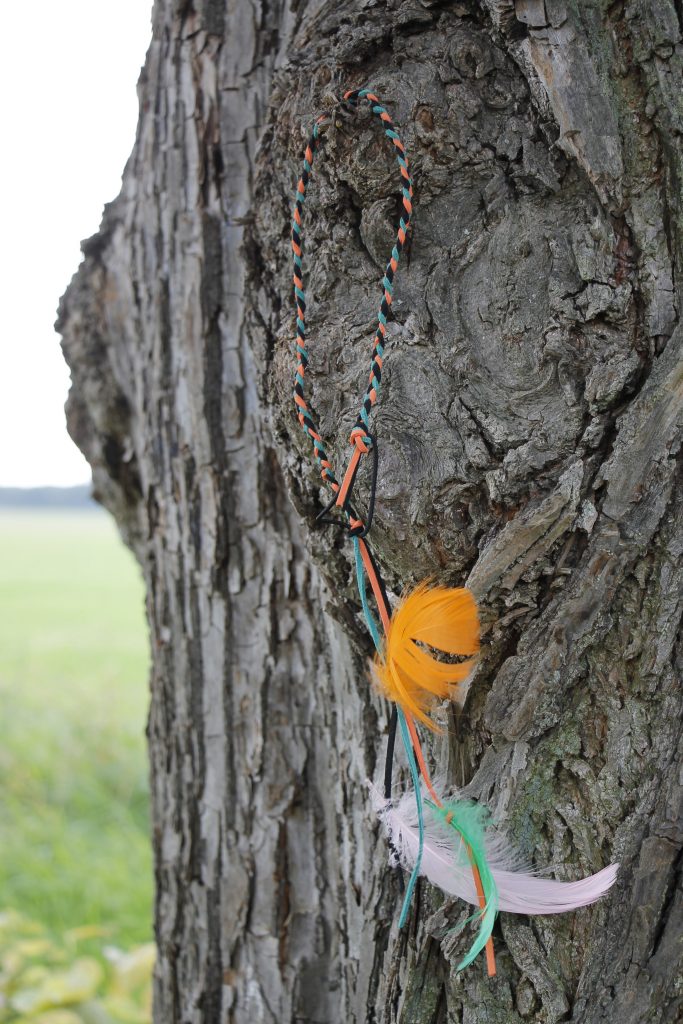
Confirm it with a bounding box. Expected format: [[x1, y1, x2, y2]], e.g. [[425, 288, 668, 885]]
[[57, 1, 683, 1022]]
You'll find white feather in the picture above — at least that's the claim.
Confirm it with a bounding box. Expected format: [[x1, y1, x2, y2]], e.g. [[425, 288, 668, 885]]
[[370, 783, 619, 915]]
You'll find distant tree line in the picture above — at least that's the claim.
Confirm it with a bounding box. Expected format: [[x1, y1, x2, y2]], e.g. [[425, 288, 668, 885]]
[[0, 485, 95, 509]]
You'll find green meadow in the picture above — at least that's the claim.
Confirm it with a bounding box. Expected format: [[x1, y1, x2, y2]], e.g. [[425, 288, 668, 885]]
[[0, 510, 153, 1021]]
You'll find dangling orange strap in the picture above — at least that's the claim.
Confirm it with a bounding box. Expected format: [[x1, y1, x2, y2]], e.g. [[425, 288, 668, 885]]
[[404, 695, 497, 975], [356, 537, 391, 634]]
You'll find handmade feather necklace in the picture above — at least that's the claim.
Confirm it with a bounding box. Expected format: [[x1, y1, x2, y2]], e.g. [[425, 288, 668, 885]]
[[291, 88, 618, 975]]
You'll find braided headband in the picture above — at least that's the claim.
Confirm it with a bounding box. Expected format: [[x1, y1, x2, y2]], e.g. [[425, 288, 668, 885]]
[[290, 88, 618, 976]]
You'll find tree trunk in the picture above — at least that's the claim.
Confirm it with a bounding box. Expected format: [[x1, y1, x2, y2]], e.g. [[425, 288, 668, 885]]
[[57, 1, 682, 1021]]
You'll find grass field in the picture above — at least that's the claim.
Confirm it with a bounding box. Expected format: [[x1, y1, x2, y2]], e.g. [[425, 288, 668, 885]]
[[0, 510, 152, 949]]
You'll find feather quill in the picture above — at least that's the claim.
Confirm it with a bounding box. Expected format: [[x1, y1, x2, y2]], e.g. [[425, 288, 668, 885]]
[[373, 583, 480, 731], [372, 784, 618, 922]]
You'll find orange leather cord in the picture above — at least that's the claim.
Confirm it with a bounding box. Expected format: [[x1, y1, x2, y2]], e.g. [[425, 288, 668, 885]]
[[404, 696, 496, 975], [356, 538, 391, 635], [335, 445, 363, 509]]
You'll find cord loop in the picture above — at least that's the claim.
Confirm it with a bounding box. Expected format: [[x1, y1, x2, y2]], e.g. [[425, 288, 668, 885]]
[[291, 89, 413, 504]]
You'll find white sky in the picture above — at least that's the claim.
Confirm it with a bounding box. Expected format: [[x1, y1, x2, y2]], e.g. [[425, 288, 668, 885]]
[[0, 1, 153, 487]]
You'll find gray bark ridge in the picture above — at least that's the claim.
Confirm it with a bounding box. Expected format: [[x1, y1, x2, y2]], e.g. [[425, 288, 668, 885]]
[[57, 0, 683, 1022]]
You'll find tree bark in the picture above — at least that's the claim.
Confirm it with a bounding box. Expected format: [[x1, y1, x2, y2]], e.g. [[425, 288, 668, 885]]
[[57, 1, 682, 1022]]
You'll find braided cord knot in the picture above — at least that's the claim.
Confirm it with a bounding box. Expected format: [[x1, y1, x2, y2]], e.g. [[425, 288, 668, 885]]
[[349, 427, 371, 454]]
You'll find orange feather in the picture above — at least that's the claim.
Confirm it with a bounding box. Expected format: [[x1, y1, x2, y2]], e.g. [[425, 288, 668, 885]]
[[373, 582, 480, 731]]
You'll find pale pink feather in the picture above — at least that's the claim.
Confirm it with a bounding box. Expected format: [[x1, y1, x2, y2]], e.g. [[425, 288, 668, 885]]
[[370, 784, 618, 915]]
